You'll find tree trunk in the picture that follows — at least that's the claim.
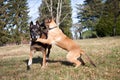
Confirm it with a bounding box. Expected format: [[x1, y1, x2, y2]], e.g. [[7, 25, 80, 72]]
[[113, 15, 117, 36]]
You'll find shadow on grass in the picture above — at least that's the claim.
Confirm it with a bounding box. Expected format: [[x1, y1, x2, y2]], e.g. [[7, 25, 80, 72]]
[[24, 56, 74, 70], [47, 59, 74, 67]]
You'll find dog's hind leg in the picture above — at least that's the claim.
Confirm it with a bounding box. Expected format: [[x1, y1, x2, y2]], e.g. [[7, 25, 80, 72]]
[[80, 52, 96, 67], [66, 52, 81, 68], [77, 56, 85, 66]]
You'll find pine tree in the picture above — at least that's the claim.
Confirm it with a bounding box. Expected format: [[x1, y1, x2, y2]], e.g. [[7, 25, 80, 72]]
[[76, 0, 103, 38], [8, 0, 29, 44], [96, 0, 120, 36], [77, 0, 103, 28], [0, 0, 10, 46], [104, 0, 120, 36], [76, 0, 120, 37], [0, 0, 29, 45]]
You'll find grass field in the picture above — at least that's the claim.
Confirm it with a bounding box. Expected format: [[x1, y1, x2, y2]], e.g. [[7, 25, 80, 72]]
[[0, 37, 120, 80]]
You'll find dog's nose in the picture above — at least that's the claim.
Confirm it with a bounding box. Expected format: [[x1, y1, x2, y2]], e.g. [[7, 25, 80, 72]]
[[36, 35, 40, 39]]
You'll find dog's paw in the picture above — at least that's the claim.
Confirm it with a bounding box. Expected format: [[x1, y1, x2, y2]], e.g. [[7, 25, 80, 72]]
[[27, 65, 31, 70], [36, 38, 42, 42]]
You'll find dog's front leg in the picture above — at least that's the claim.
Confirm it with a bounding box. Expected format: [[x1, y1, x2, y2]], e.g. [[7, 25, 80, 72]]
[[36, 38, 51, 44]]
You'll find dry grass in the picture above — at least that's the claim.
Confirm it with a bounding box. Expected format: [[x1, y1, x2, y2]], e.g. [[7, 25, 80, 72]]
[[0, 37, 120, 80]]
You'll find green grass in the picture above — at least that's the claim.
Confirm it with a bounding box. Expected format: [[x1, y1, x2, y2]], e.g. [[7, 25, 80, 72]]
[[0, 37, 120, 80]]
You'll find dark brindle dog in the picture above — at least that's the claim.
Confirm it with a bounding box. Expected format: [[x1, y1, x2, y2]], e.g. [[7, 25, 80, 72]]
[[28, 21, 52, 69]]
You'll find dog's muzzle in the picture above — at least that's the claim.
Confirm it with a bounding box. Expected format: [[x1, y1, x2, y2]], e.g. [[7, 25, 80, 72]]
[[31, 33, 40, 41]]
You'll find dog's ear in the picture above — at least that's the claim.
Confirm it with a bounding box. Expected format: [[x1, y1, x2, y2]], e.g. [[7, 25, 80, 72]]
[[44, 18, 49, 23], [48, 18, 51, 23], [30, 21, 33, 26], [45, 18, 52, 23], [53, 17, 56, 21], [53, 17, 56, 22], [36, 21, 40, 28], [30, 21, 33, 27]]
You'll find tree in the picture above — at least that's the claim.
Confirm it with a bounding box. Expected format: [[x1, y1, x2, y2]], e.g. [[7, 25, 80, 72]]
[[71, 23, 83, 39], [38, 0, 72, 37], [76, 0, 103, 38], [104, 0, 120, 36], [76, 0, 120, 37], [0, 0, 29, 46], [0, 0, 11, 46], [96, 0, 120, 36], [8, 0, 29, 44], [77, 0, 103, 29]]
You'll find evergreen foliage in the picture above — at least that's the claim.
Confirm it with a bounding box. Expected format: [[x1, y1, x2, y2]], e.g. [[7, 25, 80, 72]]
[[0, 0, 29, 46], [77, 0, 120, 37]]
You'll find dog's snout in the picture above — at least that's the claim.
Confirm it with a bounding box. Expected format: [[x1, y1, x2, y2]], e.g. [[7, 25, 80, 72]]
[[36, 35, 40, 39]]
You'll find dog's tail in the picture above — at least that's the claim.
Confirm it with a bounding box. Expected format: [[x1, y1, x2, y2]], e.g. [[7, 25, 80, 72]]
[[81, 51, 96, 67]]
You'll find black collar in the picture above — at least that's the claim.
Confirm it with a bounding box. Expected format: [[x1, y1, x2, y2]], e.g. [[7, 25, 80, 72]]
[[49, 26, 57, 30]]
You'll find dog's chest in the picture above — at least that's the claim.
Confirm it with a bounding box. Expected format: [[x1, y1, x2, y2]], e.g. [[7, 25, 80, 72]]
[[49, 29, 62, 44], [51, 37, 61, 44]]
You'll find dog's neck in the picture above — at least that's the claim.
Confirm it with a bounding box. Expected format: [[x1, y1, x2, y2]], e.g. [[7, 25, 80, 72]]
[[49, 26, 57, 30]]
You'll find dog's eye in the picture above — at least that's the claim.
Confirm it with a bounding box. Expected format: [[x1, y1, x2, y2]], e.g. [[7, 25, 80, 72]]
[[32, 29, 36, 32]]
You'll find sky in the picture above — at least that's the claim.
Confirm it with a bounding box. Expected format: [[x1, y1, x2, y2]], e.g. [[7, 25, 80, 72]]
[[27, 0, 84, 23]]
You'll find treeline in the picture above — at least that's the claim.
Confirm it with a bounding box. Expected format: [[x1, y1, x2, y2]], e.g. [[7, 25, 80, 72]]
[[77, 0, 120, 38], [1, 0, 119, 46], [0, 0, 29, 46]]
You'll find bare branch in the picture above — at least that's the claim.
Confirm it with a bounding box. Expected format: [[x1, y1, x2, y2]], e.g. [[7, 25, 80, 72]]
[[59, 0, 62, 19], [50, 0, 53, 17], [59, 12, 70, 25], [56, 0, 60, 25], [44, 0, 50, 12]]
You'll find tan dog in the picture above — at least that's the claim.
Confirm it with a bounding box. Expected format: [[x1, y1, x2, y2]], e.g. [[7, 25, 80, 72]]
[[36, 18, 96, 68]]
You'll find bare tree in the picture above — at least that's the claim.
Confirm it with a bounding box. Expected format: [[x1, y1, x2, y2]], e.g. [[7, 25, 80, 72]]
[[44, 0, 70, 26], [39, 0, 72, 37], [71, 23, 83, 39]]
